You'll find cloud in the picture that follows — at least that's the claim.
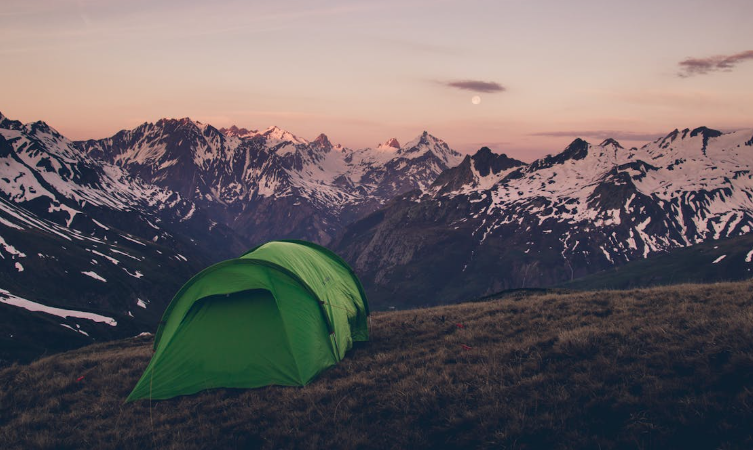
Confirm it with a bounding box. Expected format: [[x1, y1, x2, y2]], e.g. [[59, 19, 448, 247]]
[[678, 50, 753, 77], [530, 130, 663, 142], [442, 80, 506, 93]]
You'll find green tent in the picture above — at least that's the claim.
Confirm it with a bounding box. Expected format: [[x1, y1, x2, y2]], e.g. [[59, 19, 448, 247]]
[[127, 240, 369, 401]]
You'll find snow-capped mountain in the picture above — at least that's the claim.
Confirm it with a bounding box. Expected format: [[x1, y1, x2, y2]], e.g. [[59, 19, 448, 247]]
[[8, 107, 752, 358], [0, 112, 246, 363], [0, 111, 464, 362], [334, 126, 753, 308], [76, 119, 463, 244]]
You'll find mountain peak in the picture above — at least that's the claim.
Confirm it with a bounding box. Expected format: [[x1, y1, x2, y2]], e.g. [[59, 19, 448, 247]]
[[312, 133, 332, 150], [382, 138, 400, 149], [403, 131, 442, 149], [657, 128, 687, 148], [220, 125, 256, 138], [688, 126, 723, 155], [430, 147, 525, 194], [27, 120, 60, 137], [260, 125, 308, 145], [599, 138, 623, 149], [527, 138, 590, 172], [690, 126, 722, 139], [471, 147, 526, 177], [419, 130, 437, 144], [398, 131, 463, 166], [474, 146, 494, 157], [155, 117, 199, 128], [566, 138, 590, 155], [0, 112, 23, 131]]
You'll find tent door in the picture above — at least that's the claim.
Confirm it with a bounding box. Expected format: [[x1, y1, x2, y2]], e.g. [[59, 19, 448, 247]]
[[157, 289, 302, 392]]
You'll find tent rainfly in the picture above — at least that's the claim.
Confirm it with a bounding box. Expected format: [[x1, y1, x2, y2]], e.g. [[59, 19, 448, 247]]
[[127, 240, 369, 401]]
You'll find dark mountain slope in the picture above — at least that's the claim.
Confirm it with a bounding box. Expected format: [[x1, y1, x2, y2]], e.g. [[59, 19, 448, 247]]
[[335, 129, 753, 308]]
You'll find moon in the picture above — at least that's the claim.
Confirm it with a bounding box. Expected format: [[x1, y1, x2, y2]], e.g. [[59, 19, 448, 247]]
[[471, 95, 481, 105]]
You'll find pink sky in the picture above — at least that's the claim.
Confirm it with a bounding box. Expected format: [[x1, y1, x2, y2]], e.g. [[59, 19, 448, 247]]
[[1, 0, 752, 161]]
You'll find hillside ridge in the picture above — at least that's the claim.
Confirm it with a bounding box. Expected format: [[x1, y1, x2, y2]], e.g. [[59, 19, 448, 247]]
[[1, 281, 752, 449]]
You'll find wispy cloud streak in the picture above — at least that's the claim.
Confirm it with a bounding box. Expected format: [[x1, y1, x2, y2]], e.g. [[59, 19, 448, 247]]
[[442, 80, 506, 93], [531, 130, 663, 142], [678, 50, 753, 77]]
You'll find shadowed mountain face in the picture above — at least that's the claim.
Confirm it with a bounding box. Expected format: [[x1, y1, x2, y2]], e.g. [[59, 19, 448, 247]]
[[0, 113, 247, 363], [76, 121, 463, 246], [334, 128, 753, 309]]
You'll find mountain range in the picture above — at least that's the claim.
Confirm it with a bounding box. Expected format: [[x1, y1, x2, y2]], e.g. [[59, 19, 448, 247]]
[[1, 110, 752, 362], [75, 118, 462, 245], [0, 112, 462, 362], [334, 127, 753, 307]]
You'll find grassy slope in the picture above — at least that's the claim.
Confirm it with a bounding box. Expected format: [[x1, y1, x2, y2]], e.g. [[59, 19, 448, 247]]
[[1, 282, 753, 449], [561, 233, 753, 291]]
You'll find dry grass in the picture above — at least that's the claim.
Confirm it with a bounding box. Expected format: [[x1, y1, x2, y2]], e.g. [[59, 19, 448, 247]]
[[1, 281, 753, 449]]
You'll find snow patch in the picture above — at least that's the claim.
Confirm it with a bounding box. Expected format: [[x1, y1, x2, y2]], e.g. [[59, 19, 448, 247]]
[[89, 249, 119, 265], [81, 271, 107, 282], [110, 248, 141, 260], [91, 219, 110, 230], [181, 204, 196, 221], [124, 268, 144, 278], [0, 288, 117, 326], [0, 236, 26, 258], [712, 255, 726, 264], [121, 234, 146, 246], [0, 216, 23, 230], [60, 323, 89, 336], [601, 247, 613, 263]]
